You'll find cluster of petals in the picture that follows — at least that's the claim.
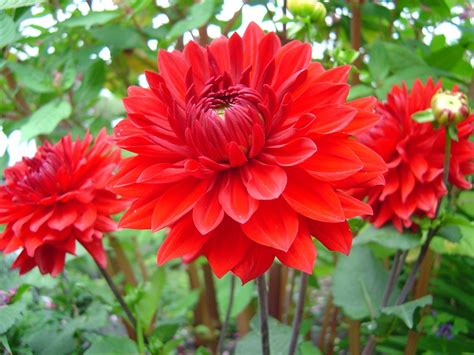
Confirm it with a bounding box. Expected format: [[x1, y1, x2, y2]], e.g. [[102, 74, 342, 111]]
[[360, 79, 473, 231], [0, 130, 127, 276], [111, 23, 387, 283]]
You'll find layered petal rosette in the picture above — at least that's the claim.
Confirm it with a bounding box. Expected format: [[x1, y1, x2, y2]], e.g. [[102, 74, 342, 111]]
[[0, 130, 128, 276], [360, 79, 474, 231], [112, 24, 387, 283]]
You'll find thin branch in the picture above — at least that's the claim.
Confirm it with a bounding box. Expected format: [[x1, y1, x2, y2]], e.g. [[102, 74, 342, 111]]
[[288, 273, 308, 355], [216, 276, 236, 354], [257, 275, 271, 355]]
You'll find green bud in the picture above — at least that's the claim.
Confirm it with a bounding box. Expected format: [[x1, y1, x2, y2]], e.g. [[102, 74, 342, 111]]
[[431, 90, 469, 127], [288, 0, 327, 23]]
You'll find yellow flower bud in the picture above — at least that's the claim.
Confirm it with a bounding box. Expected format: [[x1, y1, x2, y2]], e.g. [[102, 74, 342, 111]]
[[431, 90, 469, 126]]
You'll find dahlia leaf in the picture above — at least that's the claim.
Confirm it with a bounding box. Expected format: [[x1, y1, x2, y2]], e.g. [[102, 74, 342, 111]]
[[369, 41, 389, 82], [20, 99, 72, 141], [411, 109, 435, 123], [85, 335, 138, 355], [353, 225, 421, 250], [8, 62, 55, 93], [0, 13, 19, 48], [332, 245, 392, 320], [382, 295, 433, 329], [168, 0, 215, 40], [0, 301, 26, 333], [0, 0, 45, 9], [448, 124, 459, 141], [62, 11, 120, 28]]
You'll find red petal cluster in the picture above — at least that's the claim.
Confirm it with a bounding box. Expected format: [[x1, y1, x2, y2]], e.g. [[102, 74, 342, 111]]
[[112, 24, 387, 283], [0, 130, 127, 276], [360, 79, 474, 231]]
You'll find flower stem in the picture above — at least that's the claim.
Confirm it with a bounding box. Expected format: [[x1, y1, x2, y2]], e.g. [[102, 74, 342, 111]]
[[216, 276, 236, 354], [96, 263, 137, 329], [288, 272, 308, 355], [362, 250, 407, 354], [256, 275, 271, 355]]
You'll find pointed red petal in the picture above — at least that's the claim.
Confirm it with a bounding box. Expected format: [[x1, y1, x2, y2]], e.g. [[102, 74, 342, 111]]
[[156, 214, 209, 265], [242, 199, 298, 251], [337, 191, 373, 218], [204, 220, 252, 277], [232, 244, 275, 284], [265, 137, 317, 166], [193, 182, 224, 235], [219, 172, 259, 223], [283, 169, 345, 223], [151, 178, 208, 231], [308, 220, 352, 255], [242, 160, 287, 200], [277, 224, 316, 274]]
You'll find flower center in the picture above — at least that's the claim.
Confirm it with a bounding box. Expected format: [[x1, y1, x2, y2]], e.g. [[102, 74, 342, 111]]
[[185, 77, 264, 164]]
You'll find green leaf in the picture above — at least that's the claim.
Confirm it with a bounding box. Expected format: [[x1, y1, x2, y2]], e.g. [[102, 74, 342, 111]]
[[0, 301, 26, 333], [85, 335, 138, 355], [20, 100, 72, 141], [73, 60, 106, 107], [9, 63, 55, 94], [236, 317, 293, 355], [383, 42, 426, 71], [411, 109, 435, 123], [332, 245, 391, 319], [448, 124, 459, 141], [62, 10, 120, 28], [90, 25, 142, 49], [0, 12, 19, 48], [217, 275, 254, 319], [382, 295, 433, 329], [0, 0, 45, 9], [437, 225, 462, 243], [369, 41, 389, 82], [458, 191, 474, 218], [354, 225, 421, 250], [0, 335, 11, 353], [60, 57, 76, 90], [136, 268, 166, 328], [299, 341, 322, 355], [168, 0, 215, 39]]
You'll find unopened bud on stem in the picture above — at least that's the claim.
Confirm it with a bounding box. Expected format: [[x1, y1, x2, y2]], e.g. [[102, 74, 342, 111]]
[[431, 90, 469, 126], [288, 0, 327, 23]]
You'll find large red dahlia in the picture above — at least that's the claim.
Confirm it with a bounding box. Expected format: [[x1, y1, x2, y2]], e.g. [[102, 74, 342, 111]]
[[112, 23, 387, 283], [0, 130, 127, 276], [360, 79, 474, 231]]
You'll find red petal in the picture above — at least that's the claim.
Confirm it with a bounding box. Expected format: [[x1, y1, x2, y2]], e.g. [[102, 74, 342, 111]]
[[337, 191, 373, 218], [74, 206, 97, 231], [156, 214, 209, 265], [193, 182, 224, 235], [265, 137, 317, 166], [400, 167, 415, 202], [204, 220, 252, 277], [308, 220, 352, 255], [242, 160, 287, 200], [151, 178, 208, 231], [277, 224, 316, 274], [309, 104, 357, 134], [242, 199, 299, 251], [47, 203, 78, 231], [232, 244, 275, 284], [219, 172, 259, 223], [300, 139, 363, 181], [283, 169, 345, 223]]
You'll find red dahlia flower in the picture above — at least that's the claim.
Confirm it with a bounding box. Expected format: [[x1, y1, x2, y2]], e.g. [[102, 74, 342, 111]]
[[360, 79, 474, 231], [111, 23, 387, 283], [0, 130, 127, 276]]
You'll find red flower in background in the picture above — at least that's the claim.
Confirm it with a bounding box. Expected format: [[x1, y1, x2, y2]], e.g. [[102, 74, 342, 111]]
[[360, 79, 474, 231], [0, 130, 127, 276], [112, 23, 387, 283]]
